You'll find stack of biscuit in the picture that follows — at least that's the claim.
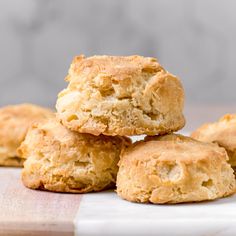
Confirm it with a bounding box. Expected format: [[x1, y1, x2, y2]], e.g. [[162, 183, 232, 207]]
[[1, 55, 235, 204]]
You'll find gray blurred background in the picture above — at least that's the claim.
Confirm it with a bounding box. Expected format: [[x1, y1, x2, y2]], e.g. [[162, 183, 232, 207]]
[[0, 0, 235, 114]]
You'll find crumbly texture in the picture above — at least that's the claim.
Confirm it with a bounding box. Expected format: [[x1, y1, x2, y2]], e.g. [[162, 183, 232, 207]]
[[19, 119, 131, 193], [0, 104, 53, 167], [117, 134, 236, 204], [191, 114, 236, 167], [56, 55, 185, 136]]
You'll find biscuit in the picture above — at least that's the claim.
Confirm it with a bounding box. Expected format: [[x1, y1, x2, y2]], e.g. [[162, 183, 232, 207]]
[[191, 114, 236, 167], [56, 55, 185, 136], [116, 134, 235, 204], [0, 104, 53, 167], [19, 119, 131, 193]]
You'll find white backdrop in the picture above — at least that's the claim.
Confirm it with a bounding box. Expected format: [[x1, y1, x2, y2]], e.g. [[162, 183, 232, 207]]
[[0, 0, 235, 107]]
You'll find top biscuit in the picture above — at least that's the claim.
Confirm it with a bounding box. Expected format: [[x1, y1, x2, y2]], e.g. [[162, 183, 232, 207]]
[[0, 103, 53, 166], [56, 55, 185, 136], [191, 114, 236, 167]]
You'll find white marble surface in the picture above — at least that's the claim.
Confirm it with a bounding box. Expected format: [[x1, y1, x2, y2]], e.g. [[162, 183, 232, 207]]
[[74, 133, 236, 235], [0, 0, 236, 107], [75, 191, 236, 236]]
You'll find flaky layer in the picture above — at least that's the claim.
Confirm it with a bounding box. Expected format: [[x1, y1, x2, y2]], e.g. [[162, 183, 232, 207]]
[[19, 119, 131, 193], [117, 134, 235, 204], [56, 55, 185, 136], [191, 114, 236, 167], [0, 103, 53, 167]]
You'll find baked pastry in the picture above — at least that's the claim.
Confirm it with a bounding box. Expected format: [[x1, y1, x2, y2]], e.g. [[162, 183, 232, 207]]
[[18, 119, 131, 193], [56, 55, 185, 136], [117, 134, 235, 204], [0, 104, 53, 167], [191, 114, 236, 168]]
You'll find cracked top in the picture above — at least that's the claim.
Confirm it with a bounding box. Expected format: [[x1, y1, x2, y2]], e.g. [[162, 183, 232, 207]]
[[56, 55, 185, 136], [121, 134, 229, 164], [191, 114, 236, 151]]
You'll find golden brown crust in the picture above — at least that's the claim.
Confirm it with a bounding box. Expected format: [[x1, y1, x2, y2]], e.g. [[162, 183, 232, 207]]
[[0, 104, 53, 167], [191, 114, 236, 167], [117, 134, 235, 204], [0, 157, 25, 167], [56, 55, 185, 136], [19, 119, 131, 193]]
